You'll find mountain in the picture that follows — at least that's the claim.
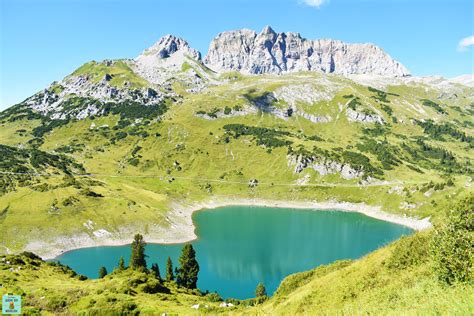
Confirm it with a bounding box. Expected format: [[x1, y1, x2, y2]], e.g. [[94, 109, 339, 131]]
[[450, 74, 474, 87], [204, 26, 410, 77], [0, 26, 473, 315], [4, 26, 469, 123]]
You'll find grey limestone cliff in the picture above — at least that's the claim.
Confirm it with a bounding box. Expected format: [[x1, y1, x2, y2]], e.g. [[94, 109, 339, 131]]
[[204, 26, 410, 77]]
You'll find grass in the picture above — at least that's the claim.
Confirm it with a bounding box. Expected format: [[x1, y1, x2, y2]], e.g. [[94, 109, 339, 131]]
[[0, 71, 472, 259], [0, 253, 229, 315], [0, 54, 472, 314], [71, 60, 149, 88]]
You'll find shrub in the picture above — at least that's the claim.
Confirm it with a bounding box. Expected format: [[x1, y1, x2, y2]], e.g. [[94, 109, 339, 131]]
[[103, 101, 168, 121], [62, 196, 79, 206], [46, 296, 68, 311], [415, 119, 472, 143], [347, 97, 361, 110], [20, 251, 42, 260], [225, 298, 240, 305], [341, 151, 383, 178], [115, 131, 128, 140], [431, 196, 474, 285], [128, 158, 139, 166], [420, 99, 447, 115], [32, 119, 69, 138], [362, 124, 387, 137], [141, 278, 169, 294], [387, 232, 431, 269], [224, 106, 232, 115], [77, 274, 88, 281], [80, 188, 103, 198], [207, 292, 223, 302]]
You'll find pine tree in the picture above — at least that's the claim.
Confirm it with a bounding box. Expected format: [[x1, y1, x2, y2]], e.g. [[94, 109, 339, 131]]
[[118, 256, 125, 270], [130, 233, 147, 270], [151, 263, 161, 280], [176, 244, 200, 289], [255, 282, 267, 297], [98, 266, 108, 278], [166, 257, 174, 281]]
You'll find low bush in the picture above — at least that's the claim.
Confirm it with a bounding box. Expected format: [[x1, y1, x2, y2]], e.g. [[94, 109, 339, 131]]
[[431, 196, 473, 285], [207, 292, 222, 302], [387, 232, 431, 269]]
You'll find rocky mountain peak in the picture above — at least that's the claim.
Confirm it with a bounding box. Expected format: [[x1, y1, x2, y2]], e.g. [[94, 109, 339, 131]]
[[260, 25, 276, 36], [138, 34, 201, 61], [133, 34, 203, 85], [204, 26, 410, 77]]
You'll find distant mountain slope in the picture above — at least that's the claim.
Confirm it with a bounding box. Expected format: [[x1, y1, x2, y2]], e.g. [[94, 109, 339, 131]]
[[0, 26, 472, 261]]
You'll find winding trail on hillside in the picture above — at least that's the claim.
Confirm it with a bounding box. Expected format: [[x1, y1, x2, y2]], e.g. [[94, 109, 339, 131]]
[[0, 171, 423, 188]]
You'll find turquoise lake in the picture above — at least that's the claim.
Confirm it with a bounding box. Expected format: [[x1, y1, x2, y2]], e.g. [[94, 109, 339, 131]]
[[55, 206, 412, 299]]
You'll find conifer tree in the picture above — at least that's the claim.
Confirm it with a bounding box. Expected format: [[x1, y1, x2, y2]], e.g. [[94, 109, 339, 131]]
[[98, 266, 108, 278], [118, 256, 125, 270], [255, 282, 267, 297], [151, 263, 161, 280], [176, 244, 200, 289], [130, 233, 147, 270], [166, 256, 174, 281]]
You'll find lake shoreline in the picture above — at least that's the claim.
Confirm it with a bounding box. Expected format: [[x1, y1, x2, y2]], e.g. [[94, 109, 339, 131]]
[[29, 197, 432, 260]]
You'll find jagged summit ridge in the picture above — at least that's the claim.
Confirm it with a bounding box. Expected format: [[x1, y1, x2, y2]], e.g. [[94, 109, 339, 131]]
[[9, 27, 419, 121], [204, 25, 410, 77], [132, 26, 410, 77], [137, 34, 201, 61]]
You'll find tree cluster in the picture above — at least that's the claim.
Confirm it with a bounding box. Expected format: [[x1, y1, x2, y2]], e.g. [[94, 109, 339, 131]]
[[109, 234, 200, 290], [223, 124, 293, 148]]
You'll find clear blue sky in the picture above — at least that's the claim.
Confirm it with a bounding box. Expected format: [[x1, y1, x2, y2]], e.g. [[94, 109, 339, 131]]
[[1, 0, 473, 110]]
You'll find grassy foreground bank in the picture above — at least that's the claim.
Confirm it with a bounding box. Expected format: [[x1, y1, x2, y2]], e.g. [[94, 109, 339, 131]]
[[1, 196, 472, 315]]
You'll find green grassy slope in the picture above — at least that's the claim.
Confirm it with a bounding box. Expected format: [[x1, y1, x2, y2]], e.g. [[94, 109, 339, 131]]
[[255, 234, 472, 315], [0, 71, 473, 255], [71, 60, 149, 88], [0, 252, 223, 315]]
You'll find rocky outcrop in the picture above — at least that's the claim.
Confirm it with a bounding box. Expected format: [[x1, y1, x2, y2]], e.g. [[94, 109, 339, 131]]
[[204, 26, 409, 77], [273, 83, 339, 106], [288, 154, 364, 180], [26, 64, 171, 120], [345, 108, 384, 124], [299, 112, 332, 123]]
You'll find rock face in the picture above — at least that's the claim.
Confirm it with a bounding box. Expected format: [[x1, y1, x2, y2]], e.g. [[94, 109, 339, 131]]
[[26, 70, 169, 120], [133, 35, 205, 85], [138, 34, 201, 61], [288, 154, 364, 180], [204, 26, 410, 77], [345, 108, 384, 124]]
